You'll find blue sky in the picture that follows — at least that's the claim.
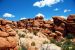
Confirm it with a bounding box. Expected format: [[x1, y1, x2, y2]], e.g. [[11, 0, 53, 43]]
[[0, 0, 75, 21]]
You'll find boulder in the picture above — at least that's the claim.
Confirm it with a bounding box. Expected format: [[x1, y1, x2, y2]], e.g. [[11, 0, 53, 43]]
[[49, 33, 57, 37], [67, 14, 75, 23], [5, 25, 16, 36], [53, 16, 66, 25], [0, 31, 9, 37], [55, 31, 63, 36], [14, 46, 19, 50], [42, 29, 51, 36], [72, 38, 75, 43], [66, 14, 75, 33], [0, 25, 6, 31], [44, 24, 53, 29], [1, 20, 7, 25], [0, 19, 18, 50], [53, 17, 66, 33], [0, 37, 10, 48], [7, 37, 17, 48], [8, 30, 16, 36], [17, 21, 25, 28], [0, 20, 2, 25], [55, 31, 64, 41], [54, 25, 65, 33], [66, 23, 75, 33], [13, 21, 17, 25], [33, 20, 40, 27], [35, 16, 44, 20], [44, 20, 53, 24]]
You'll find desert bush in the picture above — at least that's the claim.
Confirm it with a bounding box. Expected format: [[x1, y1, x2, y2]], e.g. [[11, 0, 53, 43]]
[[43, 41, 49, 44], [50, 38, 65, 47], [33, 30, 38, 36], [65, 33, 74, 39], [31, 42, 36, 46], [50, 38, 56, 44], [18, 47, 22, 50], [50, 38, 75, 50], [61, 39, 75, 50], [16, 30, 18, 33], [18, 33, 25, 37], [29, 36, 33, 39], [18, 46, 27, 50]]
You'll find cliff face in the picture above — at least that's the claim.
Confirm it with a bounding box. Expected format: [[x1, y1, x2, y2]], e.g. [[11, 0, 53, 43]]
[[0, 14, 75, 50]]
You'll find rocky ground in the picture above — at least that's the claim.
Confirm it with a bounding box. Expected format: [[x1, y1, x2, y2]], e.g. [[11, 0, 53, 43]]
[[0, 14, 75, 50]]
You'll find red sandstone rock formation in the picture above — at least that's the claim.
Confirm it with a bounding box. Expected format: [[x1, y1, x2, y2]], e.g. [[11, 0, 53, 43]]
[[66, 14, 75, 33], [0, 14, 75, 50], [52, 16, 66, 33], [0, 19, 18, 50]]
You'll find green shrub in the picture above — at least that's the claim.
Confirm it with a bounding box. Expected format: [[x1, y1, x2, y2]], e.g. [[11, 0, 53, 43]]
[[18, 46, 27, 50], [66, 33, 74, 39], [43, 41, 49, 44], [50, 38, 67, 47], [18, 47, 22, 50], [55, 42, 62, 47], [50, 39, 75, 50], [18, 33, 25, 37], [50, 38, 62, 47], [50, 38, 56, 44], [61, 40, 75, 50], [16, 30, 18, 33]]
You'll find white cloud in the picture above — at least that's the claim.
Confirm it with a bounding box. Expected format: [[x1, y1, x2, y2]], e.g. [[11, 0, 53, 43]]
[[54, 8, 59, 11], [35, 13, 45, 17], [20, 17, 26, 20], [3, 13, 15, 18], [64, 9, 71, 13], [33, 0, 63, 8]]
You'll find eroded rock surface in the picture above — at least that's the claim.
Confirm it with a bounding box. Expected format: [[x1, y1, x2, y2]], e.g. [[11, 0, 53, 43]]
[[0, 19, 18, 50], [66, 14, 75, 33]]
